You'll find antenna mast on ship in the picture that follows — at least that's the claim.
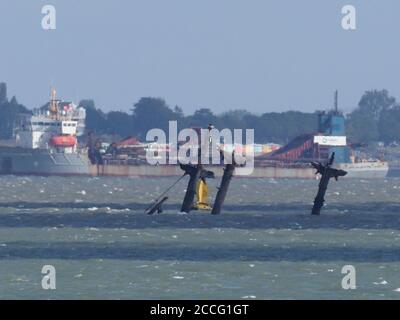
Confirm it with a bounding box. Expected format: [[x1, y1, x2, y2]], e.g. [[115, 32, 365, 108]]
[[49, 87, 59, 120], [334, 90, 338, 114]]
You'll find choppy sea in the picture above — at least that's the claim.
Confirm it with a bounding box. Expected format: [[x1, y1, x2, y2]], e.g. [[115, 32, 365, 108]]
[[0, 175, 400, 299]]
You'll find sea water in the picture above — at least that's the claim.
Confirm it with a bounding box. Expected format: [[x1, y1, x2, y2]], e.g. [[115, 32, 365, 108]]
[[0, 176, 399, 299]]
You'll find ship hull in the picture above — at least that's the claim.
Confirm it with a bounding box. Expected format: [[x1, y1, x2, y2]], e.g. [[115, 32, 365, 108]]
[[387, 163, 400, 177], [90, 162, 389, 179], [0, 146, 388, 179], [0, 147, 90, 176], [338, 162, 389, 179]]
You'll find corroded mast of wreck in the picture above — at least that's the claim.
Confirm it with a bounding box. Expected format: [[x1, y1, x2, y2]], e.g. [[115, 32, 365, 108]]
[[211, 152, 236, 215], [180, 125, 217, 213], [180, 163, 203, 213], [311, 152, 347, 215], [180, 148, 215, 213]]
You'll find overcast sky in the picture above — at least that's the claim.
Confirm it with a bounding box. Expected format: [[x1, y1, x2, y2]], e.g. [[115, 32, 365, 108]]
[[0, 0, 399, 114]]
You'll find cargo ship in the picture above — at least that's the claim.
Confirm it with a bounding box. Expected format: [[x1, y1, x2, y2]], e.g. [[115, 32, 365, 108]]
[[0, 90, 389, 179], [92, 92, 389, 179], [0, 89, 89, 176], [250, 104, 389, 179]]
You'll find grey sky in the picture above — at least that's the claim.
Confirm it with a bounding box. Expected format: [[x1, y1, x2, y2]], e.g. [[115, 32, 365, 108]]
[[0, 0, 399, 114]]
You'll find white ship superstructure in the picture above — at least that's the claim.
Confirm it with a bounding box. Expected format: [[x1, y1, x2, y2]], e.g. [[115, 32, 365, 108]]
[[0, 89, 89, 175]]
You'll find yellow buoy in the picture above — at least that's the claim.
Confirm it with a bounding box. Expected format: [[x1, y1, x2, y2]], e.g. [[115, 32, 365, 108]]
[[194, 179, 212, 210]]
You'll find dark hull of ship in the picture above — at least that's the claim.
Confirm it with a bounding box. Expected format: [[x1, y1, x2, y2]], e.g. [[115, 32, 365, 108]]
[[89, 162, 389, 179], [0, 146, 388, 179], [0, 146, 90, 176]]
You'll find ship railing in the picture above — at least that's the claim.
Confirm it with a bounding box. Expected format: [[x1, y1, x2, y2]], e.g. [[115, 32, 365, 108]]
[[49, 154, 58, 164]]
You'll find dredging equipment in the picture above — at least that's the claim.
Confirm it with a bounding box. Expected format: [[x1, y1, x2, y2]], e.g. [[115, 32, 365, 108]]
[[311, 152, 347, 215]]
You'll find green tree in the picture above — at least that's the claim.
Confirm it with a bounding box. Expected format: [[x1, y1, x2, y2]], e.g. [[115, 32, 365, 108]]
[[186, 108, 219, 128], [378, 105, 400, 143], [0, 82, 7, 104], [79, 99, 107, 134], [347, 90, 397, 143], [358, 89, 395, 120], [132, 97, 181, 139], [218, 109, 250, 129], [0, 95, 30, 139], [106, 111, 134, 137], [347, 109, 379, 143], [253, 111, 317, 143]]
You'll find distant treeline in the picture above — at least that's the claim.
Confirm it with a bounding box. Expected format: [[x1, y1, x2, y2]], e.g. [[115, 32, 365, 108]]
[[1, 82, 400, 144], [80, 97, 318, 144], [0, 83, 30, 139]]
